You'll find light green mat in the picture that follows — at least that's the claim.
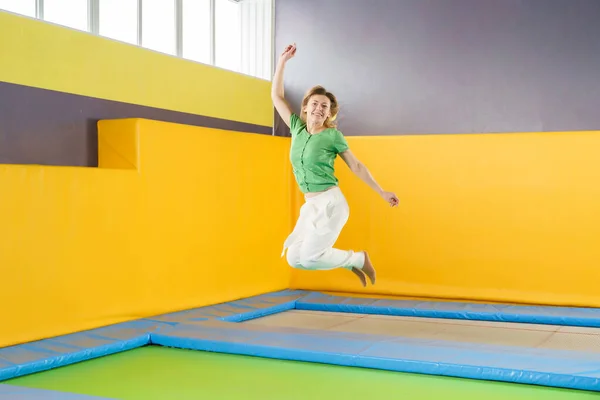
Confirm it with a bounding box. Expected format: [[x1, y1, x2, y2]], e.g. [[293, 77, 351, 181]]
[[5, 346, 598, 400]]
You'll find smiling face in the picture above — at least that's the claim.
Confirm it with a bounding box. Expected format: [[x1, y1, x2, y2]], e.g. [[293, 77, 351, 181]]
[[300, 86, 339, 129], [304, 94, 331, 126]]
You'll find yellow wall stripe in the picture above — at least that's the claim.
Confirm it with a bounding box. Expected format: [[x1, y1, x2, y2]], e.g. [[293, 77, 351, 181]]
[[0, 11, 272, 128]]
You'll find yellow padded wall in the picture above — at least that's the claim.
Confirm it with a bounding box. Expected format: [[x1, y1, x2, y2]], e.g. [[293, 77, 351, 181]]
[[0, 119, 291, 348], [290, 131, 600, 307]]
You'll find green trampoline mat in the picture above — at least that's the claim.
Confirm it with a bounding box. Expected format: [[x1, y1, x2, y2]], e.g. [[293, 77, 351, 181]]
[[4, 346, 598, 400]]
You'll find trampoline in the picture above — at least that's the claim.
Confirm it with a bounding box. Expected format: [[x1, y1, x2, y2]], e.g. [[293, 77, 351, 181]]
[[1, 290, 600, 399]]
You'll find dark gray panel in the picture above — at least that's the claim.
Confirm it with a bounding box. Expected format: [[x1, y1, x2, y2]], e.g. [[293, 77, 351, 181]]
[[0, 81, 272, 167], [274, 0, 600, 136]]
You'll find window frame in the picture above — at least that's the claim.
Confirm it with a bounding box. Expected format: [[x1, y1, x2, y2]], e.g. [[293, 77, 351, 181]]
[[0, 0, 272, 80]]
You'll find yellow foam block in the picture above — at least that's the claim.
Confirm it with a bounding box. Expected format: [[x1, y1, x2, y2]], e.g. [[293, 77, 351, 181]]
[[0, 118, 291, 348]]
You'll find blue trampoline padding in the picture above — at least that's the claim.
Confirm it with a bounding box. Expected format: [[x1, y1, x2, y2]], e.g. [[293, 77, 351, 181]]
[[151, 320, 600, 392], [0, 320, 167, 381], [297, 292, 600, 327], [220, 290, 307, 322], [148, 290, 307, 324], [4, 290, 600, 392], [0, 384, 115, 399]]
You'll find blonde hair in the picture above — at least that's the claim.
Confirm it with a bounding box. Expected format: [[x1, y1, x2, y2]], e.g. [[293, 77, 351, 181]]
[[300, 85, 339, 128]]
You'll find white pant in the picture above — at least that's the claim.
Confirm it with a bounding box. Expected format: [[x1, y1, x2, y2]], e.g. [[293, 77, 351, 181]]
[[281, 187, 365, 270]]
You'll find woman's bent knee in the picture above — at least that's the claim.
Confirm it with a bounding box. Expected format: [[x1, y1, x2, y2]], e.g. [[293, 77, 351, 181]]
[[286, 246, 323, 270], [285, 244, 302, 268]]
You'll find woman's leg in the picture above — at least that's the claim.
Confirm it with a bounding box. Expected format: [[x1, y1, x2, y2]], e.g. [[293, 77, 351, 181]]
[[283, 188, 376, 284], [297, 228, 376, 285], [296, 189, 376, 283], [297, 228, 363, 270], [282, 200, 312, 268]]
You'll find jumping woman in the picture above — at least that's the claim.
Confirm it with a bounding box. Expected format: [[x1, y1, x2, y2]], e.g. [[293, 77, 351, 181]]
[[273, 43, 399, 287]]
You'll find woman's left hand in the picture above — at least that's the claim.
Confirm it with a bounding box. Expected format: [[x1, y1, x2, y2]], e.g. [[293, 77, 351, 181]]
[[381, 191, 399, 207]]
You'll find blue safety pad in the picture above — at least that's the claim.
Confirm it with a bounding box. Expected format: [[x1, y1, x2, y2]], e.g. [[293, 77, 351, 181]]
[[0, 384, 115, 399], [5, 290, 600, 393], [147, 290, 308, 324], [297, 292, 600, 327], [151, 319, 600, 392], [0, 320, 165, 381]]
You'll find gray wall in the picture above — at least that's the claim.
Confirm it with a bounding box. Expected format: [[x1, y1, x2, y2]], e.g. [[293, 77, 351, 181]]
[[0, 81, 270, 167], [274, 0, 600, 136]]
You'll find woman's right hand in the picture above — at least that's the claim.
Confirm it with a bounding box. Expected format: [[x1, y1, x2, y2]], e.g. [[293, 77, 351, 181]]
[[279, 43, 297, 64]]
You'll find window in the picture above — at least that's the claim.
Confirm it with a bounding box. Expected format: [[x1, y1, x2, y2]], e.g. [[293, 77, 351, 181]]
[[182, 0, 211, 64], [142, 0, 176, 55], [99, 0, 138, 45], [215, 0, 241, 73], [240, 0, 272, 80], [0, 0, 35, 17], [44, 0, 88, 31]]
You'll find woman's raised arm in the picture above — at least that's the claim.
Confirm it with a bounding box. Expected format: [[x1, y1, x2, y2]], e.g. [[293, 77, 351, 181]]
[[271, 43, 296, 128]]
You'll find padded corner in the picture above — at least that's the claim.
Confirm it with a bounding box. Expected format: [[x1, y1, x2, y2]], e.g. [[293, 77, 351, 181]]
[[148, 290, 308, 325], [220, 290, 308, 322], [97, 118, 140, 170]]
